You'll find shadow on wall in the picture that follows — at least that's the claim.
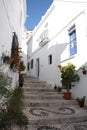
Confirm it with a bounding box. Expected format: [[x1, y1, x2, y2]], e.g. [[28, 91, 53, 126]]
[[72, 62, 87, 106], [39, 41, 69, 86], [46, 41, 69, 66]]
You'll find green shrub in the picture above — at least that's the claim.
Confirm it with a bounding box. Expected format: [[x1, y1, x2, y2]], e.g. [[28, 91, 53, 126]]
[[0, 80, 29, 129], [58, 62, 80, 91]]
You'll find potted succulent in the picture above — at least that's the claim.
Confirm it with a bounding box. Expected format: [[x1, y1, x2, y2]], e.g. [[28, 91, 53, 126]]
[[58, 62, 80, 100], [76, 96, 86, 108]]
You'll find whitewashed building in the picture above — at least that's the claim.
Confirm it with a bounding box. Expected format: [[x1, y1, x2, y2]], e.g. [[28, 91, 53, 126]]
[[27, 0, 87, 104], [0, 0, 26, 60], [21, 29, 33, 73], [0, 0, 26, 88]]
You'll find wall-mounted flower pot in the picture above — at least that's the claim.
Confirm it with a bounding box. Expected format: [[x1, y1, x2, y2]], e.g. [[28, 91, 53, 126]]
[[63, 92, 71, 100], [82, 70, 86, 75], [76, 96, 85, 108]]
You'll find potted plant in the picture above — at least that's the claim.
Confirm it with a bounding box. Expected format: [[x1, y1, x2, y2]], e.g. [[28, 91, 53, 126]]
[[0, 72, 29, 129], [58, 62, 80, 100], [19, 60, 26, 72], [18, 61, 25, 87], [54, 85, 62, 92], [54, 84, 57, 90], [0, 87, 29, 130], [57, 86, 62, 92], [80, 66, 86, 75], [76, 96, 86, 108], [19, 74, 24, 87]]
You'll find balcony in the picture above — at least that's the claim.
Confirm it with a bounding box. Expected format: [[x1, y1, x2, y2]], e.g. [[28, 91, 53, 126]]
[[39, 37, 49, 47], [39, 30, 49, 47]]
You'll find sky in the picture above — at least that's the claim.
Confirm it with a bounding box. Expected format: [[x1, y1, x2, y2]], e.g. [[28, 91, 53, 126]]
[[25, 0, 53, 30]]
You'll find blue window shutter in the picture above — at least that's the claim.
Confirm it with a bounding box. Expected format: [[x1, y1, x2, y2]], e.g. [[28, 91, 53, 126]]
[[69, 29, 77, 56]]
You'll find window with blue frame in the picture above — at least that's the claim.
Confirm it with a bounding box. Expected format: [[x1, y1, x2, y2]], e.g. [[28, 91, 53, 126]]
[[69, 25, 77, 56]]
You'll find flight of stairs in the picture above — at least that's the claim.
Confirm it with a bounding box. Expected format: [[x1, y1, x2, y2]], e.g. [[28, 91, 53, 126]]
[[22, 75, 87, 130]]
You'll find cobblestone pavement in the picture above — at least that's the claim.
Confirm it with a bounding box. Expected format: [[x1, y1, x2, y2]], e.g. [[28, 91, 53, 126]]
[[22, 76, 87, 130]]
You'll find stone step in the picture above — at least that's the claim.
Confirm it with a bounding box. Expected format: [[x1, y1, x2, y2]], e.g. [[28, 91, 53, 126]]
[[24, 77, 44, 83], [23, 83, 51, 88], [23, 87, 53, 91], [24, 81, 46, 85], [23, 94, 64, 100], [23, 90, 63, 95], [23, 91, 62, 95], [24, 80, 46, 83], [21, 75, 87, 130], [24, 77, 51, 87], [23, 98, 78, 107]]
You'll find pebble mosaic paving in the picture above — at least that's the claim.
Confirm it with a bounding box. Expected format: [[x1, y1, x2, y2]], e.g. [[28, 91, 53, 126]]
[[22, 76, 87, 130]]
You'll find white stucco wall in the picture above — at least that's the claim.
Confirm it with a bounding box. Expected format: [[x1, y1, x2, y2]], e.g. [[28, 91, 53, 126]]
[[0, 0, 26, 88], [27, 0, 87, 105], [21, 30, 33, 73], [0, 0, 26, 59]]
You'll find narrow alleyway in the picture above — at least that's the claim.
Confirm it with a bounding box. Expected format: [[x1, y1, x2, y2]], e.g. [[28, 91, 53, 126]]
[[22, 75, 87, 130]]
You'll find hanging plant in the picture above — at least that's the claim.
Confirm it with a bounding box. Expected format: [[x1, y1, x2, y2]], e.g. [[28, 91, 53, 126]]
[[10, 32, 22, 72]]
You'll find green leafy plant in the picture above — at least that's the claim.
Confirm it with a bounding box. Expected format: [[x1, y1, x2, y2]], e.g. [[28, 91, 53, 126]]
[[76, 96, 86, 102], [0, 79, 29, 130], [76, 96, 86, 108], [0, 108, 29, 129], [19, 61, 26, 71], [7, 87, 24, 110], [7, 87, 29, 128], [80, 66, 87, 75], [0, 75, 11, 97], [58, 62, 80, 92]]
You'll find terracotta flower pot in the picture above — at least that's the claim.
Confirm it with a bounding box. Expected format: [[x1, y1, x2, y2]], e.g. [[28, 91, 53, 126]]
[[8, 108, 15, 113], [82, 70, 86, 75], [63, 92, 71, 100], [78, 101, 84, 108]]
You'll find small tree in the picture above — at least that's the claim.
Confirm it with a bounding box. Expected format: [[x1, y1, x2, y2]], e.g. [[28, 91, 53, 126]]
[[58, 62, 80, 92]]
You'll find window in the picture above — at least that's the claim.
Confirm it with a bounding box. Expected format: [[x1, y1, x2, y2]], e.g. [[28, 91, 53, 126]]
[[48, 54, 52, 64], [31, 59, 33, 69], [69, 25, 77, 56], [27, 62, 30, 71]]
